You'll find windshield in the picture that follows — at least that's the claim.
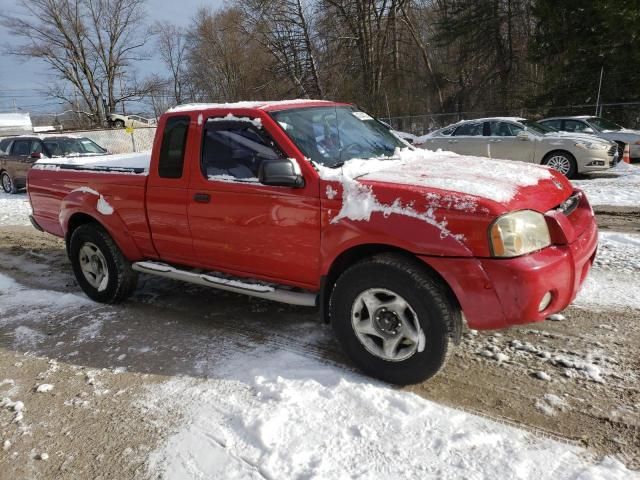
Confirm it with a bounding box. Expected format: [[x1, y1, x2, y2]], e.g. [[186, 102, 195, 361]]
[[587, 117, 622, 131], [270, 106, 406, 167], [522, 120, 556, 134], [43, 137, 107, 156]]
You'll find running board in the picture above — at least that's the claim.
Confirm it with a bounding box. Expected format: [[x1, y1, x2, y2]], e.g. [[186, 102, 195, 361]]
[[132, 261, 317, 307]]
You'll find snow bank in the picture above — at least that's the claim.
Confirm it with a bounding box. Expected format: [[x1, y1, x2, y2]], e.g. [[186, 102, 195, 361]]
[[574, 231, 640, 310], [0, 192, 31, 226], [143, 348, 635, 480], [573, 162, 640, 207]]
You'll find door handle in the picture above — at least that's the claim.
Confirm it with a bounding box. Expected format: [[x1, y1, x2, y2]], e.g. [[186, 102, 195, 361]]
[[448, 139, 458, 143], [490, 139, 502, 143], [193, 193, 211, 203]]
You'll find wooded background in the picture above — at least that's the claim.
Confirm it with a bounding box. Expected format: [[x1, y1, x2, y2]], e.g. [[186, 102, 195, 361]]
[[4, 0, 640, 130]]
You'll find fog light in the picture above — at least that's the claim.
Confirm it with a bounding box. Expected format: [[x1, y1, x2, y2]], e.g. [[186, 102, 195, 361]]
[[586, 161, 604, 166], [538, 292, 552, 312]]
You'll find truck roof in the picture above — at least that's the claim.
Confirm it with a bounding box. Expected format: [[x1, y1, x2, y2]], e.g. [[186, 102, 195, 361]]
[[167, 99, 346, 114]]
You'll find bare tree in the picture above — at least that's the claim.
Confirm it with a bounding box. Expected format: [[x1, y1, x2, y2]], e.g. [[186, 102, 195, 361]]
[[238, 0, 323, 98], [154, 21, 188, 105], [2, 0, 151, 124]]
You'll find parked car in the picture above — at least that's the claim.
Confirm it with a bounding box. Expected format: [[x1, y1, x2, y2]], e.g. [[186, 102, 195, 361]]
[[107, 113, 156, 129], [416, 117, 617, 178], [27, 100, 597, 385], [0, 135, 107, 193], [539, 116, 640, 161]]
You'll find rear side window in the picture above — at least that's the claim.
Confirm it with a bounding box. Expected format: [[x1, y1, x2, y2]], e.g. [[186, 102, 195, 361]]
[[540, 119, 561, 130], [0, 139, 11, 155], [158, 116, 190, 179], [453, 122, 483, 136]]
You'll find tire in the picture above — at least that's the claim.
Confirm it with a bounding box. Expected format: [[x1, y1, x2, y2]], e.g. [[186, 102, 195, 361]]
[[330, 253, 456, 385], [113, 119, 125, 129], [1, 171, 17, 194], [69, 223, 138, 303], [543, 151, 577, 179]]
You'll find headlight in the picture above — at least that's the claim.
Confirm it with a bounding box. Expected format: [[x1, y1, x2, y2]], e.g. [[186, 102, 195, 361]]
[[575, 141, 607, 150], [489, 210, 551, 257]]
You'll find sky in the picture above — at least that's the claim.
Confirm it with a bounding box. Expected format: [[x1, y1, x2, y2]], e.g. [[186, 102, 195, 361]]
[[0, 0, 224, 115]]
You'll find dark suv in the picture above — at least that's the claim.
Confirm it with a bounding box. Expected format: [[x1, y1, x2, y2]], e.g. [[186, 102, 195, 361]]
[[0, 136, 107, 193]]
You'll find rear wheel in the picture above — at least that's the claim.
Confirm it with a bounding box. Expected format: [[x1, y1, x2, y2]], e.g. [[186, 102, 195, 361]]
[[113, 119, 125, 129], [1, 171, 17, 194], [543, 151, 577, 178], [330, 253, 456, 385], [69, 224, 138, 303]]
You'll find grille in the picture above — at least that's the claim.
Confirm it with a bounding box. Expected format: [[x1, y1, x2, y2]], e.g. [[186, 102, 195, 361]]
[[607, 145, 618, 156]]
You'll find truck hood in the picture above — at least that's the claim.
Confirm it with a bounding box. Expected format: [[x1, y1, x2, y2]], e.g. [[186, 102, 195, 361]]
[[320, 149, 573, 216]]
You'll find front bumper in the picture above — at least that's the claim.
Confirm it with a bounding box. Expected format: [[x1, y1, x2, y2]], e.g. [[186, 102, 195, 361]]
[[578, 152, 616, 171], [421, 196, 598, 330]]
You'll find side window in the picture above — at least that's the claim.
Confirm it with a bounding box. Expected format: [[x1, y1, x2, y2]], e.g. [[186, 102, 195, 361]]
[[158, 116, 190, 179], [453, 122, 483, 136], [201, 120, 283, 181], [12, 140, 30, 156], [0, 139, 11, 155], [489, 121, 523, 136], [31, 141, 43, 154], [43, 141, 62, 156], [541, 119, 561, 130], [564, 120, 588, 133]]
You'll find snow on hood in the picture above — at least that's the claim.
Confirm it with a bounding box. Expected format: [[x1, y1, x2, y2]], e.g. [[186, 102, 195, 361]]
[[319, 148, 554, 204]]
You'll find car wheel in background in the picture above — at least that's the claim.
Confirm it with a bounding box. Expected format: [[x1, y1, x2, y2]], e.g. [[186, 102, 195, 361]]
[[1, 171, 17, 194], [69, 223, 138, 303], [113, 119, 125, 128], [330, 253, 456, 385], [543, 151, 577, 179]]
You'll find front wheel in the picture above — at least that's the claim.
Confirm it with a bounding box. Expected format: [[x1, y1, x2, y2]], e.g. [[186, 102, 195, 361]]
[[543, 151, 577, 178], [1, 171, 17, 194], [69, 224, 138, 303], [330, 253, 456, 385]]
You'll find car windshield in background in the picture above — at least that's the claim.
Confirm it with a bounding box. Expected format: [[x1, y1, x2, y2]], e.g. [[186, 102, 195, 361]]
[[43, 138, 107, 156], [587, 117, 622, 132], [270, 106, 405, 168], [522, 120, 555, 135]]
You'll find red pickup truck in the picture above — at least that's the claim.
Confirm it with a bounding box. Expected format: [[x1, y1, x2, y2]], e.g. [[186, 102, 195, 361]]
[[27, 100, 598, 384]]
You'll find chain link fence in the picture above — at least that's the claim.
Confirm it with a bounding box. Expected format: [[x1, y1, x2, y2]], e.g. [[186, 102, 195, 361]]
[[72, 127, 156, 154], [381, 103, 640, 136]]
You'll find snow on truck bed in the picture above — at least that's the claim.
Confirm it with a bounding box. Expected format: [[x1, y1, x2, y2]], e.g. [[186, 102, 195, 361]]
[[34, 151, 151, 174]]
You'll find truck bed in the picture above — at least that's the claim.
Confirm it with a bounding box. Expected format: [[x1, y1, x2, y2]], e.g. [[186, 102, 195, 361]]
[[28, 152, 153, 258], [34, 151, 151, 174]]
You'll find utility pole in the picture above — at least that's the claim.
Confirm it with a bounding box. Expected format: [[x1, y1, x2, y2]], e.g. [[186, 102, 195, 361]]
[[595, 66, 604, 116]]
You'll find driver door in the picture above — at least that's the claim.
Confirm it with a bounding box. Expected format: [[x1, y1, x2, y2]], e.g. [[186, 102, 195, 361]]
[[187, 117, 320, 287], [486, 121, 535, 163]]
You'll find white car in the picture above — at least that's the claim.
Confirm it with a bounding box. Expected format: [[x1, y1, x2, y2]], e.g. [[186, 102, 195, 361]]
[[108, 113, 156, 129], [416, 117, 618, 178], [539, 116, 640, 161]]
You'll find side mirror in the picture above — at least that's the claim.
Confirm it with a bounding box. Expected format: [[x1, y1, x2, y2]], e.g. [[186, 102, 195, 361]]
[[583, 127, 595, 134], [259, 158, 304, 188], [30, 152, 42, 159], [516, 131, 530, 141]]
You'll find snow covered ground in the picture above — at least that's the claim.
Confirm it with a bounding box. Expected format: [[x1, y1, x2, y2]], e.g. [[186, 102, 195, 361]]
[[142, 346, 633, 480], [574, 231, 640, 310], [0, 192, 31, 226], [573, 162, 640, 207]]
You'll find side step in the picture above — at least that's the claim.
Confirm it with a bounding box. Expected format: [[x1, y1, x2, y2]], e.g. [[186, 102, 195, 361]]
[[132, 261, 317, 307]]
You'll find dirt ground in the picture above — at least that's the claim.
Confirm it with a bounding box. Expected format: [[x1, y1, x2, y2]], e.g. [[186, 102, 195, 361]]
[[0, 222, 639, 479]]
